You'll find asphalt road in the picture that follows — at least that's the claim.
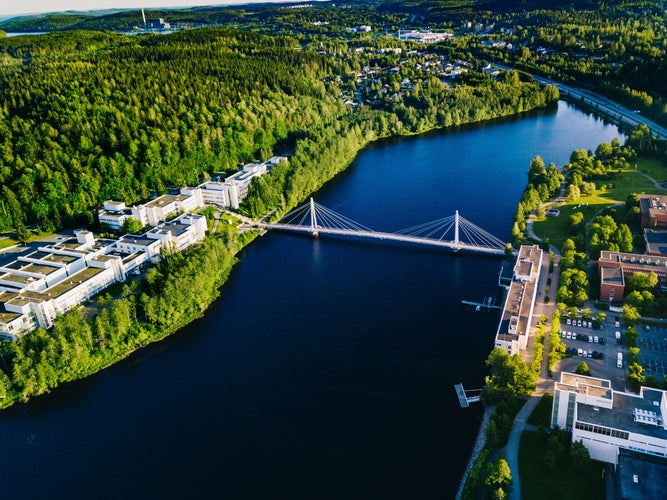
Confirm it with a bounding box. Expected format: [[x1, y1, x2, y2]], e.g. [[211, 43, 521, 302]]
[[492, 63, 667, 140]]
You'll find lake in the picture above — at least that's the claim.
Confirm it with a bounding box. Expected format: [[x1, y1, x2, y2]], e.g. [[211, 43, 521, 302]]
[[0, 102, 622, 499]]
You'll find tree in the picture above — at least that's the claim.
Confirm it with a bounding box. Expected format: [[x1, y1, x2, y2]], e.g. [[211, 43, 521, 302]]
[[566, 184, 580, 202], [570, 440, 591, 471], [484, 458, 512, 492], [622, 304, 640, 326], [575, 362, 591, 375], [626, 272, 658, 292], [624, 327, 638, 347], [122, 218, 144, 235]]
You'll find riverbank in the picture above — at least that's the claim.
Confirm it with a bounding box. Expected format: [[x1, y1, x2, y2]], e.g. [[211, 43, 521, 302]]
[[456, 403, 494, 499]]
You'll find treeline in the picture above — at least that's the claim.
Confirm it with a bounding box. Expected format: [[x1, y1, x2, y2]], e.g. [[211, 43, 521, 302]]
[[0, 231, 252, 405]]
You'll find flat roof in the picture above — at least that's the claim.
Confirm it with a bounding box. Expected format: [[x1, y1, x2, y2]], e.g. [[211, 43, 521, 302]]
[[599, 250, 667, 271], [0, 273, 33, 285], [118, 235, 159, 247], [39, 267, 106, 301], [577, 388, 667, 439], [148, 223, 191, 238], [618, 449, 667, 500], [145, 194, 188, 208], [645, 229, 667, 256], [601, 266, 624, 285], [0, 311, 21, 323], [29, 251, 79, 265]]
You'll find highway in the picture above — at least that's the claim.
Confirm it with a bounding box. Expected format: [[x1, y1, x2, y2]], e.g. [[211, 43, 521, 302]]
[[492, 63, 667, 140]]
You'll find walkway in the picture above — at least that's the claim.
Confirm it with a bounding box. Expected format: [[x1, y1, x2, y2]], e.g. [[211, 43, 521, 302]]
[[507, 396, 541, 499]]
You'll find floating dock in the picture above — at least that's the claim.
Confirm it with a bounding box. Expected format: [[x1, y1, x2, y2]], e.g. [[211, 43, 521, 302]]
[[461, 297, 501, 310], [454, 383, 481, 408]]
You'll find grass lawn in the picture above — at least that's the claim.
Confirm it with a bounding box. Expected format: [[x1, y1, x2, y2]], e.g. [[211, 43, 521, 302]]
[[526, 393, 553, 426], [532, 157, 667, 252], [519, 430, 605, 500]]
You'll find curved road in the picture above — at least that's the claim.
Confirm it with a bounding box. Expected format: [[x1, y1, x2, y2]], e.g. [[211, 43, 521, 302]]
[[492, 63, 667, 140]]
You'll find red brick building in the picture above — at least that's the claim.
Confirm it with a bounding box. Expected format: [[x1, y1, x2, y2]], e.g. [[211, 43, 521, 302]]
[[598, 250, 667, 302], [639, 195, 667, 228]]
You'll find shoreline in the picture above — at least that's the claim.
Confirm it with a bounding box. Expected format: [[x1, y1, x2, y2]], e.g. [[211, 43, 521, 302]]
[[456, 403, 493, 499]]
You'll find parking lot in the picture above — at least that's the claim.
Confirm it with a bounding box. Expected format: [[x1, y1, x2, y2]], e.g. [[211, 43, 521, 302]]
[[635, 325, 667, 381], [555, 315, 667, 390]]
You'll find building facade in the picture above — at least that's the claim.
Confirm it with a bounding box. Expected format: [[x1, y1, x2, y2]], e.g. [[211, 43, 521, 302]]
[[552, 372, 667, 465], [494, 245, 542, 355]]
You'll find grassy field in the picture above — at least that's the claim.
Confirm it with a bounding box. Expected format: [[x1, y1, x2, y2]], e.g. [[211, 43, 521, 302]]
[[519, 430, 606, 500], [532, 158, 667, 251], [526, 393, 553, 427]]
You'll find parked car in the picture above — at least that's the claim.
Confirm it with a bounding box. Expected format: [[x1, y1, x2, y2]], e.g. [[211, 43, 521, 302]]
[[588, 321, 592, 328], [589, 336, 594, 343], [588, 351, 592, 358], [567, 318, 572, 325], [615, 321, 620, 328], [578, 320, 582, 327], [562, 331, 567, 338], [567, 332, 572, 340], [594, 336, 599, 343], [578, 348, 583, 357], [599, 337, 606, 345], [583, 350, 588, 358]]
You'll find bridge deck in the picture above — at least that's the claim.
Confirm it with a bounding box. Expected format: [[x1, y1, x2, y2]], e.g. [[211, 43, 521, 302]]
[[258, 223, 507, 256]]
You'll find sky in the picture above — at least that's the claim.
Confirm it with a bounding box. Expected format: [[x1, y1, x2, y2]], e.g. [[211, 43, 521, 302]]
[[0, 1, 290, 18]]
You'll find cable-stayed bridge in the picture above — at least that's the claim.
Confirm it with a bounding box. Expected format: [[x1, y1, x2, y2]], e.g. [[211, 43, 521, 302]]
[[255, 198, 510, 257]]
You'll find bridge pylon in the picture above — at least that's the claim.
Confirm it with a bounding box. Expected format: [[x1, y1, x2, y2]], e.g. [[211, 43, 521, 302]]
[[454, 210, 460, 252], [310, 197, 318, 236]]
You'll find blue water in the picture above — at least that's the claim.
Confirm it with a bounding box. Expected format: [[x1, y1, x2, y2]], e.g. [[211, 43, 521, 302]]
[[0, 102, 622, 499]]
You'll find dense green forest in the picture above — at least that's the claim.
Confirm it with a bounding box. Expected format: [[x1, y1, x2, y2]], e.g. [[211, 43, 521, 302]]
[[0, 27, 556, 234]]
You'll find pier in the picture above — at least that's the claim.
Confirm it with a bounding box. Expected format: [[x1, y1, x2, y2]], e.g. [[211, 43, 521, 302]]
[[454, 383, 481, 408], [461, 296, 501, 310]]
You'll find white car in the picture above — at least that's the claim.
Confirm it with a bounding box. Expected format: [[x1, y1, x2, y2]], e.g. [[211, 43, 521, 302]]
[[615, 321, 620, 328], [567, 332, 572, 339], [567, 319, 572, 325], [594, 336, 599, 343]]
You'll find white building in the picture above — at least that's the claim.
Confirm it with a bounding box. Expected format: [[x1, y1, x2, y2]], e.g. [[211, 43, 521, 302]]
[[146, 213, 207, 253], [552, 372, 667, 464], [0, 215, 208, 340], [398, 30, 453, 44], [98, 201, 134, 231], [200, 156, 287, 209], [494, 245, 542, 355], [133, 187, 204, 227], [101, 187, 204, 230], [199, 180, 230, 208]]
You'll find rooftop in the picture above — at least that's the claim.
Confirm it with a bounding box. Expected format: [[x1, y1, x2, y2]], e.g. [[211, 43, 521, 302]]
[[145, 194, 187, 208], [601, 266, 625, 285], [644, 229, 667, 256], [599, 250, 667, 270]]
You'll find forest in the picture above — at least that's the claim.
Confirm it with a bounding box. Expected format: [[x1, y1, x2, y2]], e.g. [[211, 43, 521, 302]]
[[0, 27, 557, 235]]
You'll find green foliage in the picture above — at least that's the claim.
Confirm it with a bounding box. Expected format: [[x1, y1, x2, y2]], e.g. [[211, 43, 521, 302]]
[[626, 271, 658, 292], [0, 234, 244, 408], [482, 348, 537, 402], [588, 215, 632, 259], [621, 303, 640, 326], [556, 268, 588, 306], [575, 362, 591, 376], [484, 458, 512, 496], [121, 217, 144, 235], [461, 448, 492, 500], [571, 440, 592, 472]]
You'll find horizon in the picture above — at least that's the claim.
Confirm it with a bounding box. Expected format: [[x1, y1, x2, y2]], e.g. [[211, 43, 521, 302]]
[[0, 0, 302, 19]]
